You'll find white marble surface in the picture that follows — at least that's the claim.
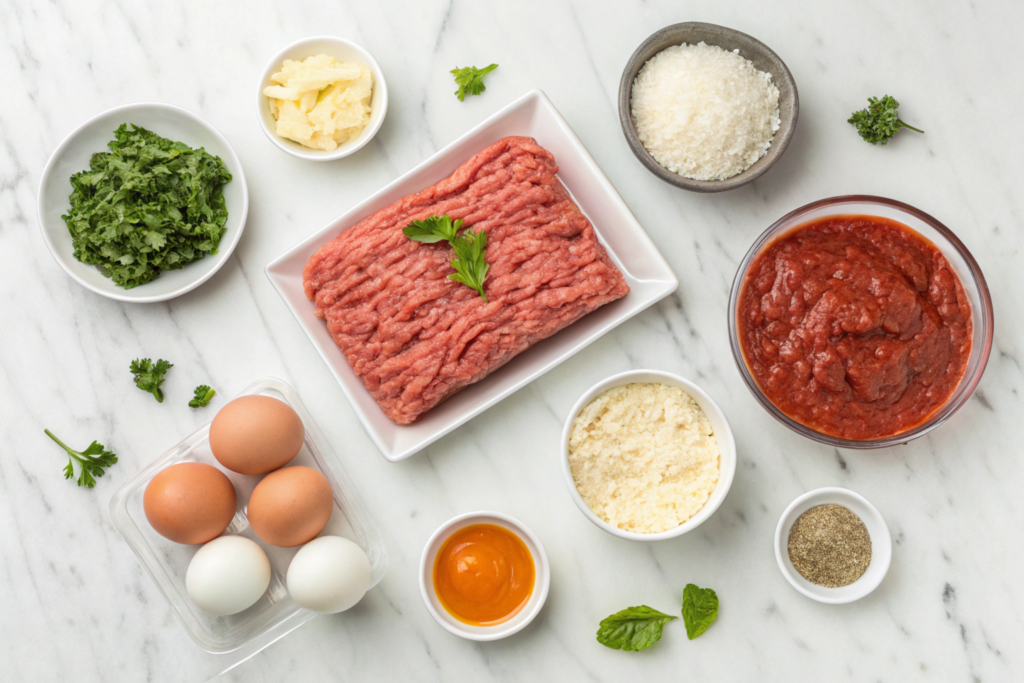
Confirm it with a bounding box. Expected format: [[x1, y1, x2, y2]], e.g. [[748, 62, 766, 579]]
[[2, 0, 1023, 680]]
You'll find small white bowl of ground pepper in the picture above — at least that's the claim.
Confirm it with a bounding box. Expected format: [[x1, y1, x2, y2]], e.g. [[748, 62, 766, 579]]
[[774, 488, 892, 604]]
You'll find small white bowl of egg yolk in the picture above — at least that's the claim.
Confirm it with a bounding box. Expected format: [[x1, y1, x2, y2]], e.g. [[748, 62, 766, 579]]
[[256, 35, 388, 161], [419, 512, 551, 641]]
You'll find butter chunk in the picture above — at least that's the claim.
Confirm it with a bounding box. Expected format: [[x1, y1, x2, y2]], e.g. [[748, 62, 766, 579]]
[[264, 54, 373, 151]]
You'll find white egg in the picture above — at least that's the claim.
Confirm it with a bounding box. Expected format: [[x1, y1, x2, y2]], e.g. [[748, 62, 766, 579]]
[[186, 536, 271, 616], [286, 536, 371, 614]]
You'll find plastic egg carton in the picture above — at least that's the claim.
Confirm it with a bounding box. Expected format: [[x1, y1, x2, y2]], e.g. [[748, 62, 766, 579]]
[[110, 377, 388, 655]]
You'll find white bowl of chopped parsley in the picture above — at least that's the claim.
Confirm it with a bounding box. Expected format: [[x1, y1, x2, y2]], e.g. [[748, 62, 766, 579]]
[[38, 102, 248, 302]]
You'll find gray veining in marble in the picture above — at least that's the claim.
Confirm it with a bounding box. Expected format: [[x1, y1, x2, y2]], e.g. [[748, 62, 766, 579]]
[[1, 0, 1023, 681]]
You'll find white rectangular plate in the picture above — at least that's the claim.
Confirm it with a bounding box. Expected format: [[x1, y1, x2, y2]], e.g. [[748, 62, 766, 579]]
[[266, 90, 678, 462]]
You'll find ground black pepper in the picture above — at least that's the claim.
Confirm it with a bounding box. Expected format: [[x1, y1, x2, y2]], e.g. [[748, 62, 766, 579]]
[[787, 504, 871, 588]]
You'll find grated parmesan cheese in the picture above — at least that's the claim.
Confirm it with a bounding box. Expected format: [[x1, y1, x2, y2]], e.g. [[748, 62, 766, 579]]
[[568, 383, 720, 534], [631, 42, 781, 181]]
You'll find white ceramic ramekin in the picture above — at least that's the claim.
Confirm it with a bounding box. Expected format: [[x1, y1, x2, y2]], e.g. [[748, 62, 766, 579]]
[[419, 511, 550, 641], [256, 36, 388, 161], [560, 369, 736, 541], [774, 487, 892, 604]]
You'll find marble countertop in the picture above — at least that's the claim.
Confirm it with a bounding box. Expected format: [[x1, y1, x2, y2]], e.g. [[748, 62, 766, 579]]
[[3, 0, 1023, 680]]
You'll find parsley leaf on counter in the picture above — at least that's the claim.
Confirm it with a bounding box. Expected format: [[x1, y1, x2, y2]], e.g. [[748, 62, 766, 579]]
[[45, 429, 118, 488], [403, 215, 463, 244], [450, 64, 498, 101], [681, 584, 719, 640], [596, 605, 677, 652], [189, 385, 216, 408], [62, 124, 233, 289], [848, 95, 924, 145], [449, 228, 490, 302], [403, 214, 490, 301], [130, 358, 173, 402]]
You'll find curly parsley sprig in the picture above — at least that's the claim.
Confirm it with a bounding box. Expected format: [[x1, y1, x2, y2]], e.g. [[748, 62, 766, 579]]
[[848, 95, 923, 145], [45, 429, 118, 488], [403, 215, 490, 301]]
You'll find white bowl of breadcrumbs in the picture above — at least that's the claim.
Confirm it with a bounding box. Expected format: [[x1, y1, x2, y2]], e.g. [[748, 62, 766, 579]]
[[561, 369, 736, 541]]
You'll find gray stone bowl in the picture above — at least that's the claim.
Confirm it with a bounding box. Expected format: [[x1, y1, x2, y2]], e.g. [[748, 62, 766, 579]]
[[619, 22, 799, 193]]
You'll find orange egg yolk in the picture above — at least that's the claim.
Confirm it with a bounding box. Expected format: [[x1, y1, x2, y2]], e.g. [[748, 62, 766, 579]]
[[433, 524, 535, 626]]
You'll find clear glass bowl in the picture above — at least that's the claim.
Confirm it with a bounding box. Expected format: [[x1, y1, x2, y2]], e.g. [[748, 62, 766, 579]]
[[109, 377, 388, 654], [728, 196, 993, 449]]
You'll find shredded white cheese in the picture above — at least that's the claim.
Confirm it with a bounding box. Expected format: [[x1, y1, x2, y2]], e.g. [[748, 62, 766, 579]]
[[568, 383, 720, 534], [631, 42, 781, 181]]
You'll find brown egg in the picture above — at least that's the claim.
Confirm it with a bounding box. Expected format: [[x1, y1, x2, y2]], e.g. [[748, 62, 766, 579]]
[[209, 395, 305, 475], [246, 466, 333, 547], [144, 463, 237, 544]]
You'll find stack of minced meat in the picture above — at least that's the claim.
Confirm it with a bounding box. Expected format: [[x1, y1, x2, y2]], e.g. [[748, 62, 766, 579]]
[[303, 136, 629, 424]]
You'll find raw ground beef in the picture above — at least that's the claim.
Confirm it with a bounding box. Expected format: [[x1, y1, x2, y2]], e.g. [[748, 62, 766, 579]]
[[303, 136, 629, 424]]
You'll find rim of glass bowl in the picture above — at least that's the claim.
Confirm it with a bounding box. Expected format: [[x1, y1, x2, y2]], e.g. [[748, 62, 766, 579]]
[[727, 195, 994, 449]]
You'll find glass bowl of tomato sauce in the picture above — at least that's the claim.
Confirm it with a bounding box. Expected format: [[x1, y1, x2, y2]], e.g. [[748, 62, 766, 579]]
[[728, 195, 993, 448]]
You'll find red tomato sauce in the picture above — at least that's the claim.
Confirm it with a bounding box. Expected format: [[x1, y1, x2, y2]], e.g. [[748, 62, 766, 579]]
[[738, 215, 972, 440]]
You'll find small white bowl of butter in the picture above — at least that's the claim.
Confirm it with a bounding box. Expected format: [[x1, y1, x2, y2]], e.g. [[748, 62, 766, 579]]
[[256, 36, 388, 161]]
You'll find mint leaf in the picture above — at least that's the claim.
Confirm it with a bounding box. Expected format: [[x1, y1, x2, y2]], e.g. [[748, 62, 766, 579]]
[[681, 584, 718, 640], [596, 605, 676, 651]]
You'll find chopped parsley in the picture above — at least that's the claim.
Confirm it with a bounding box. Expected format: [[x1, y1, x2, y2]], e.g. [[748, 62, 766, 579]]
[[62, 124, 233, 289]]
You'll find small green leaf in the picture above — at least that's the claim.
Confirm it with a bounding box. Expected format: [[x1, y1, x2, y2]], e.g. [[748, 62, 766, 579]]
[[450, 64, 498, 102], [448, 228, 489, 302], [189, 384, 216, 408], [403, 215, 462, 243], [681, 584, 719, 640], [596, 605, 677, 652]]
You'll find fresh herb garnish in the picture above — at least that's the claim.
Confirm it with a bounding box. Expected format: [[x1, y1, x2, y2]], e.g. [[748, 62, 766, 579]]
[[403, 215, 490, 301], [596, 605, 677, 652], [848, 95, 923, 145], [449, 229, 490, 302], [681, 584, 719, 640], [189, 385, 216, 408], [45, 429, 118, 488], [450, 64, 498, 101], [62, 124, 233, 289], [403, 215, 463, 243], [130, 358, 173, 402]]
